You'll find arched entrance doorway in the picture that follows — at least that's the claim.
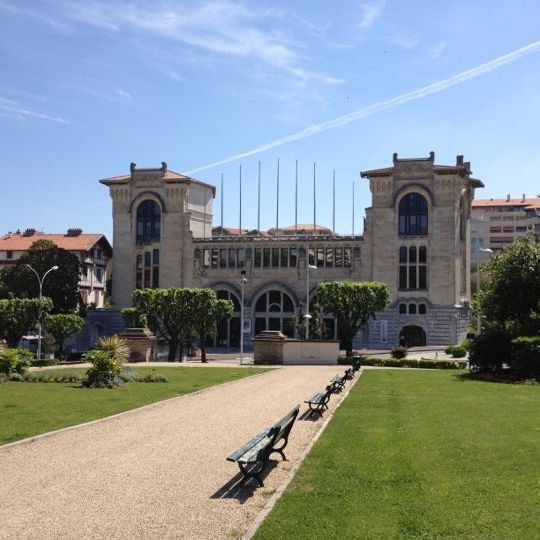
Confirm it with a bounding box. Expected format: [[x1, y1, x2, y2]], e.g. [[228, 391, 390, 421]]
[[399, 325, 426, 347], [211, 290, 241, 347]]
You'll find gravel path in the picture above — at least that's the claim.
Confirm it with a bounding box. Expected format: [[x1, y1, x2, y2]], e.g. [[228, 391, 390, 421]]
[[0, 366, 355, 539]]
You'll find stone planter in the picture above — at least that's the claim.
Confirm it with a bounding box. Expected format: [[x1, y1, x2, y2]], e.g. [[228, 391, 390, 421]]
[[119, 327, 157, 363]]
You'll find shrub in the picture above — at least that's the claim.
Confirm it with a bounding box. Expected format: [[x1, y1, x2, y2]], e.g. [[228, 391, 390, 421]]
[[337, 354, 366, 366], [0, 373, 8, 383], [468, 328, 512, 373], [445, 346, 467, 358], [32, 359, 59, 368], [139, 373, 168, 383], [0, 348, 34, 376], [511, 336, 540, 377], [24, 373, 81, 383], [360, 357, 466, 370], [82, 349, 124, 388], [391, 346, 408, 359], [9, 373, 24, 382]]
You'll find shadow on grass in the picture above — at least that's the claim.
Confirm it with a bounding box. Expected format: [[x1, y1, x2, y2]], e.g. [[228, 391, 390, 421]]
[[452, 370, 539, 385], [211, 461, 278, 503]]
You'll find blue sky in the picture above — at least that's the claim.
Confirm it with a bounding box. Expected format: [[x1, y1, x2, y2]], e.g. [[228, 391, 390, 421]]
[[1, 0, 540, 240]]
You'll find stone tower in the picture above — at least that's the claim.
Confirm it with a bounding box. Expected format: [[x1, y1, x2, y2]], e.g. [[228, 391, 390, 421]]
[[360, 152, 484, 346], [100, 163, 215, 309]]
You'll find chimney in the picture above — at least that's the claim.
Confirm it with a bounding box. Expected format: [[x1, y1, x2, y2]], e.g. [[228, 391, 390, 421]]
[[506, 194, 510, 202], [522, 193, 526, 202], [66, 228, 82, 237], [23, 228, 36, 237], [456, 155, 464, 166]]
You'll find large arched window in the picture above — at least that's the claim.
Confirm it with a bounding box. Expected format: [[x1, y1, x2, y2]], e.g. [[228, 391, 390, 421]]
[[399, 193, 428, 236], [136, 200, 161, 244], [255, 289, 295, 337]]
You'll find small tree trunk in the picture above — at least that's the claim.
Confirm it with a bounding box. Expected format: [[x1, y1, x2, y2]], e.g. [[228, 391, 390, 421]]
[[345, 338, 353, 357], [199, 331, 207, 363], [168, 336, 178, 362]]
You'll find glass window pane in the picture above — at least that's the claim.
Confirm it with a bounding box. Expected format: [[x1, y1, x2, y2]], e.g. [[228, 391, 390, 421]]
[[289, 248, 297, 267], [211, 249, 219, 268], [152, 267, 159, 288], [326, 248, 334, 267], [237, 248, 245, 268], [281, 248, 288, 267], [220, 248, 227, 268], [419, 266, 427, 289], [269, 290, 281, 306], [399, 266, 407, 289], [335, 248, 343, 267], [317, 248, 324, 267], [272, 248, 280, 267], [256, 294, 267, 312], [399, 246, 407, 263], [409, 246, 417, 263], [419, 303, 426, 314], [308, 247, 315, 266], [153, 249, 159, 264], [409, 266, 417, 289], [254, 248, 261, 267], [419, 246, 427, 263], [203, 249, 210, 268], [409, 304, 417, 314], [228, 248, 236, 267], [344, 248, 351, 267], [144, 252, 151, 267], [282, 293, 294, 312], [263, 248, 270, 267], [399, 303, 406, 314]]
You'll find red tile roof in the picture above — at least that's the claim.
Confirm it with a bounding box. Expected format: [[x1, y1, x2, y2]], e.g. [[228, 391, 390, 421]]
[[472, 198, 540, 208], [0, 231, 111, 254]]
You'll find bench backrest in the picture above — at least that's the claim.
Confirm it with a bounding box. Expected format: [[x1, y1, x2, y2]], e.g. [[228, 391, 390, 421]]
[[269, 404, 300, 442]]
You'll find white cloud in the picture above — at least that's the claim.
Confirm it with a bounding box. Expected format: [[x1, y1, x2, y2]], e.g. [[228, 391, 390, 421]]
[[186, 39, 540, 174], [116, 89, 132, 101], [10, 0, 339, 86], [356, 0, 386, 30], [427, 41, 446, 60], [0, 96, 70, 124]]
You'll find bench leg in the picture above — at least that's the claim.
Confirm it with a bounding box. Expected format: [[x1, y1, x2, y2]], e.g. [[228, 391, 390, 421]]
[[238, 461, 265, 487]]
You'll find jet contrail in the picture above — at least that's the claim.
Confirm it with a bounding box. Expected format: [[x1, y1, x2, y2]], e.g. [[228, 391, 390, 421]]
[[186, 39, 540, 175]]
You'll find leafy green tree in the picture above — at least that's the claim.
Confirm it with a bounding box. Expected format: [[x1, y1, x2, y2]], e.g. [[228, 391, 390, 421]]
[[132, 288, 198, 361], [190, 289, 233, 362], [317, 280, 391, 356], [44, 313, 84, 359], [0, 240, 81, 313], [478, 234, 540, 336], [121, 307, 148, 328], [0, 297, 53, 348]]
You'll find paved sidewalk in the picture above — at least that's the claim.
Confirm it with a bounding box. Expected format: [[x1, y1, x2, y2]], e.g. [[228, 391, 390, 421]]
[[0, 366, 356, 539]]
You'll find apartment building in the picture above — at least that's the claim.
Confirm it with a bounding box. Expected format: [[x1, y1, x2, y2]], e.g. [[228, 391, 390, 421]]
[[0, 228, 112, 307]]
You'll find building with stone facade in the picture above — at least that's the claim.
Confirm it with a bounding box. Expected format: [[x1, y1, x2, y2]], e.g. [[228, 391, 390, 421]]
[[99, 152, 483, 350], [471, 195, 540, 262]]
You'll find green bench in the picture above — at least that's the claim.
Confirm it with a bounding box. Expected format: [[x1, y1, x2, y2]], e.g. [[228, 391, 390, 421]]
[[330, 370, 350, 391], [304, 383, 336, 417], [226, 404, 300, 487]]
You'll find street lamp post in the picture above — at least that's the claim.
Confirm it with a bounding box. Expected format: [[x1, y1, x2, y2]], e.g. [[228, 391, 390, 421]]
[[25, 264, 59, 359], [305, 246, 317, 340], [240, 270, 247, 365], [475, 247, 493, 333]]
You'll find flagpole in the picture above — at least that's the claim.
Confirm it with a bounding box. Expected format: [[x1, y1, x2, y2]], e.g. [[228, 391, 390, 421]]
[[257, 160, 261, 232], [332, 169, 336, 234], [295, 159, 298, 232], [220, 172, 224, 236], [239, 165, 242, 236], [313, 162, 316, 233], [276, 158, 280, 234]]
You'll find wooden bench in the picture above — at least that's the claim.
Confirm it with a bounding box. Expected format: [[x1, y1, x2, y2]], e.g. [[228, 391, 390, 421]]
[[351, 356, 362, 373], [304, 384, 335, 417], [330, 371, 350, 391], [226, 404, 300, 487]]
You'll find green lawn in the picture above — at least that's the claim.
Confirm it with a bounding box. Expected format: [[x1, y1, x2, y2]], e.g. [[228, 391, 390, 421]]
[[0, 366, 270, 445], [255, 370, 540, 539]]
